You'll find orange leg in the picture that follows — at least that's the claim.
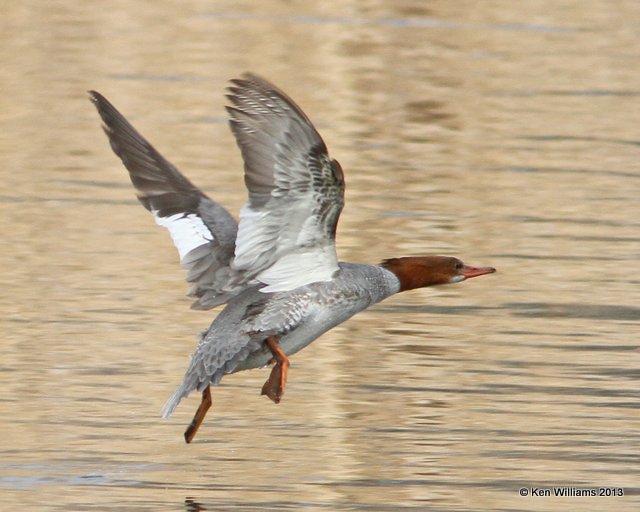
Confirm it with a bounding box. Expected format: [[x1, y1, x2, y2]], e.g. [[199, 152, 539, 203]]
[[184, 385, 212, 444], [261, 336, 290, 404]]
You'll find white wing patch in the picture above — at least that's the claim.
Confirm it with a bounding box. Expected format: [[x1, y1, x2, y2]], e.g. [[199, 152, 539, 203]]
[[257, 246, 339, 293], [153, 212, 213, 263], [231, 205, 272, 270]]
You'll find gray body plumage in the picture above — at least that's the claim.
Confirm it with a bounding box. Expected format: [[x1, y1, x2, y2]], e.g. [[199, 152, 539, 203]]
[[161, 263, 400, 417]]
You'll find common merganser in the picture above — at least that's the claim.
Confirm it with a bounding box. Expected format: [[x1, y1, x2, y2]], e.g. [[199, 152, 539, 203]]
[[89, 74, 495, 443]]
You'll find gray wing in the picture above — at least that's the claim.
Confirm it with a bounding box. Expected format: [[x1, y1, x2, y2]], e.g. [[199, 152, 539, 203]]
[[225, 73, 345, 293], [89, 91, 238, 309]]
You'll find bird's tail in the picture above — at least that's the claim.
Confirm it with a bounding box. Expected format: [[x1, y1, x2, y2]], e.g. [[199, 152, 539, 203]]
[[161, 382, 192, 419]]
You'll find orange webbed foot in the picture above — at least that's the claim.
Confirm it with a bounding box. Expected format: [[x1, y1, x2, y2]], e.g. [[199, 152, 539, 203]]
[[260, 336, 289, 404]]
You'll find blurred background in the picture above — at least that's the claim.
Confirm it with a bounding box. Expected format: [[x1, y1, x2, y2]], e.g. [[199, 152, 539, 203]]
[[0, 1, 638, 510]]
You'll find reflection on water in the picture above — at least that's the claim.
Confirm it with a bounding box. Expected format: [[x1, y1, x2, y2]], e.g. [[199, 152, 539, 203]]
[[1, 1, 639, 511]]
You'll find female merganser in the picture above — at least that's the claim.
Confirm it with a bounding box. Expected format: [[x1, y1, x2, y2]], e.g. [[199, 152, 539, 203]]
[[90, 74, 495, 443]]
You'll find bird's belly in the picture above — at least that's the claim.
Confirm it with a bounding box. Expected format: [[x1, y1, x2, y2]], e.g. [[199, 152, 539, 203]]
[[232, 307, 354, 373], [232, 330, 318, 372]]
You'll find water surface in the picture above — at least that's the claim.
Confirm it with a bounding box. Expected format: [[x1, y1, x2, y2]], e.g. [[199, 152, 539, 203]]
[[1, 1, 639, 510]]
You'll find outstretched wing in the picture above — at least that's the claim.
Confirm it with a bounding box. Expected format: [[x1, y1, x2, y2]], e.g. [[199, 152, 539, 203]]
[[226, 73, 345, 293], [89, 91, 238, 309]]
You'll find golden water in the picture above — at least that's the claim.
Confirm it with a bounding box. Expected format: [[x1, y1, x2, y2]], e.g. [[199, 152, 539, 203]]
[[1, 1, 638, 510]]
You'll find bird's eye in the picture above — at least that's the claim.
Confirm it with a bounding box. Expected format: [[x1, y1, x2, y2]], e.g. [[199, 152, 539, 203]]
[[455, 261, 464, 270]]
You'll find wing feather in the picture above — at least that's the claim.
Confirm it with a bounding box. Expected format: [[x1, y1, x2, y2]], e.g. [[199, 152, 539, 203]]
[[225, 74, 345, 292], [89, 91, 238, 309]]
